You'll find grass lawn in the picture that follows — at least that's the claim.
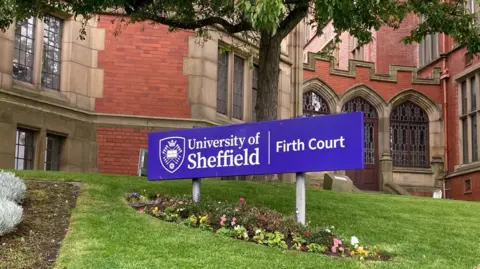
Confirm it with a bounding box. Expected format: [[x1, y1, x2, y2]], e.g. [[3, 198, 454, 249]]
[[8, 170, 480, 269]]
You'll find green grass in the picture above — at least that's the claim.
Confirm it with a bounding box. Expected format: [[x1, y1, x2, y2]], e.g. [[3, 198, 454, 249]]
[[11, 170, 480, 269]]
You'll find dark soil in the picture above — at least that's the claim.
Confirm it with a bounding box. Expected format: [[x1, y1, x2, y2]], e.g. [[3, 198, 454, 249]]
[[0, 181, 80, 269]]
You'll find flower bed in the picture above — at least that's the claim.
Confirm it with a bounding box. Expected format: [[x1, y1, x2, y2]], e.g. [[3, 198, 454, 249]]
[[126, 191, 392, 261]]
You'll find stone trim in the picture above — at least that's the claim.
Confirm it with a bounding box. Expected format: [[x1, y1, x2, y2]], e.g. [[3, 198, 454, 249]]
[[302, 77, 339, 113], [448, 161, 480, 178], [453, 61, 480, 81], [392, 167, 434, 174], [0, 88, 219, 128], [339, 83, 387, 115], [303, 52, 441, 85], [387, 88, 442, 119]]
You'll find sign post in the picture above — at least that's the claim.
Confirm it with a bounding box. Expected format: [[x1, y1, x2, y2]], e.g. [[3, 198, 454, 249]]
[[192, 178, 201, 202], [296, 172, 306, 224], [148, 112, 364, 224]]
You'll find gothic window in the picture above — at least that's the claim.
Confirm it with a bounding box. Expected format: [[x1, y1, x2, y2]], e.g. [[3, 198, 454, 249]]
[[342, 97, 377, 164], [302, 91, 330, 116], [390, 102, 429, 168]]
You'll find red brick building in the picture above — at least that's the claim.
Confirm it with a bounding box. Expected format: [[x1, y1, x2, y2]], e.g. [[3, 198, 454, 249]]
[[0, 9, 478, 201], [303, 3, 479, 200]]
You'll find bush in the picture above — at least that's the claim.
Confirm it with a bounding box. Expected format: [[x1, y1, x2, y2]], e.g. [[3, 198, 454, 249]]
[[0, 171, 27, 203], [0, 197, 23, 236]]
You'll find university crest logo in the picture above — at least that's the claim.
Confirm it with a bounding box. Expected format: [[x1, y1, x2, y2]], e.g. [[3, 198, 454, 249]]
[[159, 136, 186, 173]]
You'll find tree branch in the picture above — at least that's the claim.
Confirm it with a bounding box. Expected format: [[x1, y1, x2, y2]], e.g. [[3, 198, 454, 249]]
[[146, 14, 252, 33], [276, 4, 309, 40]]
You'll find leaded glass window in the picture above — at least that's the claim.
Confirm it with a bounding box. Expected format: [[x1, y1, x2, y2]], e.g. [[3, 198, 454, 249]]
[[302, 91, 330, 116], [342, 97, 377, 164], [13, 18, 36, 83], [252, 65, 259, 121], [390, 102, 429, 167], [41, 16, 63, 90], [233, 56, 244, 120], [216, 49, 228, 115]]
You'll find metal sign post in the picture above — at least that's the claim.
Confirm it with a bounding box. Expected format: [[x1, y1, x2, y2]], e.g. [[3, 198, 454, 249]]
[[192, 178, 201, 202], [295, 172, 306, 225]]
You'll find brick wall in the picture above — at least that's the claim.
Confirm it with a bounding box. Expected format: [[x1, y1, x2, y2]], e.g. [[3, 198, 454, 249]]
[[96, 16, 192, 118], [97, 127, 149, 175], [375, 13, 419, 73], [447, 173, 480, 201]]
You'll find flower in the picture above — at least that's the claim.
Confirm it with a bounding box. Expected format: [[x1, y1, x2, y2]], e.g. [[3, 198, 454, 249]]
[[231, 217, 237, 226], [200, 216, 208, 224], [350, 251, 355, 256], [152, 207, 159, 215], [350, 236, 359, 247], [305, 231, 311, 237], [239, 197, 246, 205], [333, 238, 342, 248], [178, 200, 183, 205], [220, 215, 227, 226], [339, 247, 344, 253], [131, 193, 138, 197], [139, 208, 145, 213], [331, 246, 337, 253]]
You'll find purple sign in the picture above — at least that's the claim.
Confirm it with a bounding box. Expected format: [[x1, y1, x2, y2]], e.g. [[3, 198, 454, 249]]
[[148, 112, 364, 180]]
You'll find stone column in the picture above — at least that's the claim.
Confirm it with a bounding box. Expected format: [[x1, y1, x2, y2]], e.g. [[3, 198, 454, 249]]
[[183, 36, 219, 122], [430, 156, 445, 188], [279, 23, 304, 184], [35, 129, 47, 170], [0, 123, 16, 169], [0, 24, 14, 89], [380, 153, 393, 189]]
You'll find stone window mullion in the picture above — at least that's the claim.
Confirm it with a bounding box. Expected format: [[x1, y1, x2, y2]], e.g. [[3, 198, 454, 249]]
[[227, 52, 235, 118], [467, 78, 473, 162], [32, 18, 44, 88]]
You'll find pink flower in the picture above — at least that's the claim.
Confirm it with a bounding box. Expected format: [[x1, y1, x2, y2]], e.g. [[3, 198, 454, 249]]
[[178, 200, 183, 205], [231, 217, 237, 226], [331, 246, 337, 253], [333, 238, 342, 248], [239, 198, 246, 204], [139, 208, 145, 213], [220, 215, 227, 226]]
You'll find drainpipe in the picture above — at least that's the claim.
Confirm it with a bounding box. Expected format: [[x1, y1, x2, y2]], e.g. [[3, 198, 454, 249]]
[[440, 30, 450, 199]]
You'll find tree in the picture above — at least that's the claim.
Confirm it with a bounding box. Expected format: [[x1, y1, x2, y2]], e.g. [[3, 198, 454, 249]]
[[1, 0, 480, 122], [1, 0, 480, 182]]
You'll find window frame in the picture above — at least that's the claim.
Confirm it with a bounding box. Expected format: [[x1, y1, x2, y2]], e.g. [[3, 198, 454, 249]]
[[464, 178, 472, 194], [44, 133, 64, 171], [389, 101, 430, 168], [216, 45, 253, 122], [418, 16, 440, 67], [12, 15, 65, 92], [459, 74, 480, 165], [14, 128, 36, 170]]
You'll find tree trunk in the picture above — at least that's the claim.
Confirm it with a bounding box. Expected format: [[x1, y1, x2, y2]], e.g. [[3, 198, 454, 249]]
[[251, 31, 282, 182]]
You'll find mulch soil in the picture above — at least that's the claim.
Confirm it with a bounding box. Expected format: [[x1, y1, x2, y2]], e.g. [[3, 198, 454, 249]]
[[0, 181, 80, 269]]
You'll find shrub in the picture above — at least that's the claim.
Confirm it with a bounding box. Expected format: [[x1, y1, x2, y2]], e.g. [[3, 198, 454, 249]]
[[0, 171, 27, 203], [0, 197, 23, 236]]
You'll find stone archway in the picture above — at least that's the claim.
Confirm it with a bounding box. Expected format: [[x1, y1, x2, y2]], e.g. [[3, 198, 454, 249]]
[[339, 84, 388, 191]]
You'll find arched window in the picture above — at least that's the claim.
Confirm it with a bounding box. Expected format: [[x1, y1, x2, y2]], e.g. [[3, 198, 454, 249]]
[[303, 91, 330, 116], [342, 97, 377, 164], [390, 101, 429, 168]]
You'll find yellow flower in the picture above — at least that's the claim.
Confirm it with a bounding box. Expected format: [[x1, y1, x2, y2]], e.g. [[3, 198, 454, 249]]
[[350, 251, 355, 256], [200, 216, 208, 224]]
